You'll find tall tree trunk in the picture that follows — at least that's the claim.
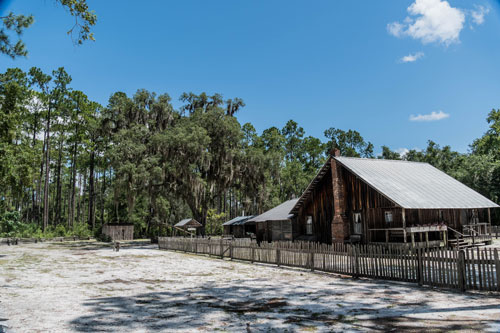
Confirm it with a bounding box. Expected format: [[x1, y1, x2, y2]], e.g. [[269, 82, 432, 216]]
[[42, 107, 52, 231], [76, 172, 84, 224], [68, 128, 78, 228], [37, 130, 46, 226], [31, 114, 39, 223], [100, 167, 106, 225], [54, 135, 64, 225], [88, 149, 96, 230]]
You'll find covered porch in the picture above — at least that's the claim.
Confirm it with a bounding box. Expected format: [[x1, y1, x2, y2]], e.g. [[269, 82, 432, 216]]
[[369, 224, 449, 248]]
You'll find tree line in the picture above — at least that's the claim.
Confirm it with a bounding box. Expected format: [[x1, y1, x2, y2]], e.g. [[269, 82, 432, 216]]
[[1, 67, 499, 238]]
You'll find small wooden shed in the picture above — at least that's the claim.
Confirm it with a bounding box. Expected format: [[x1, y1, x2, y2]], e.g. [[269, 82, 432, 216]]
[[248, 199, 298, 243], [174, 218, 203, 236], [102, 224, 134, 241], [222, 215, 256, 238]]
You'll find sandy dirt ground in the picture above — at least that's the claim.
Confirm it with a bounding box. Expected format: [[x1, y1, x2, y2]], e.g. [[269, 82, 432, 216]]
[[1, 241, 500, 332]]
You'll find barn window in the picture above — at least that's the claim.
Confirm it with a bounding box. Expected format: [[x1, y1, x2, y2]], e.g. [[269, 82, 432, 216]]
[[306, 216, 313, 235], [353, 212, 362, 234], [353, 212, 362, 223], [439, 210, 444, 222], [385, 211, 393, 223]]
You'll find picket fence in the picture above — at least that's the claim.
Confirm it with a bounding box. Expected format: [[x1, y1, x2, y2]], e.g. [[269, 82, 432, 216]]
[[490, 225, 500, 239], [158, 237, 500, 292]]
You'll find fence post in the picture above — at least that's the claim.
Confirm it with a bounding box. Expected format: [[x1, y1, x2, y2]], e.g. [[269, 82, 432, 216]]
[[353, 245, 359, 279], [310, 250, 314, 271], [230, 242, 233, 260], [220, 238, 224, 259], [417, 248, 423, 286], [494, 248, 500, 292], [276, 248, 280, 267], [194, 240, 197, 254], [251, 245, 255, 263], [457, 250, 466, 292]]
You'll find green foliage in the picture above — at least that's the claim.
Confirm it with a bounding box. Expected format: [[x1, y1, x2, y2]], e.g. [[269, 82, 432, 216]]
[[1, 1, 96, 59], [379, 146, 401, 160], [0, 12, 34, 58], [324, 127, 374, 158], [1, 65, 499, 239], [0, 210, 91, 238], [72, 222, 92, 238], [0, 211, 22, 236], [205, 209, 226, 236]]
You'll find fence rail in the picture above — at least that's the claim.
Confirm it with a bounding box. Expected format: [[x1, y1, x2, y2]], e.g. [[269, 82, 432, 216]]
[[490, 225, 500, 239], [158, 237, 500, 293]]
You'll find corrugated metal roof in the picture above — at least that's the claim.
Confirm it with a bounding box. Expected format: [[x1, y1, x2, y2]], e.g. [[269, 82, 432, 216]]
[[335, 157, 499, 209], [248, 199, 299, 223], [174, 218, 202, 227], [222, 215, 255, 226]]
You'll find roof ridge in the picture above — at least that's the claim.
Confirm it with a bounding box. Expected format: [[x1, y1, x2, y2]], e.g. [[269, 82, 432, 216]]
[[335, 156, 429, 165]]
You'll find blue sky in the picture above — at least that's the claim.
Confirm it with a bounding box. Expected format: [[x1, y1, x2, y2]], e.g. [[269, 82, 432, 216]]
[[2, 0, 500, 154]]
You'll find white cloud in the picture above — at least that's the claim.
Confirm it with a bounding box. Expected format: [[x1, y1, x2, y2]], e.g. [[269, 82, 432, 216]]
[[409, 110, 450, 122], [470, 5, 489, 25], [396, 148, 410, 157], [400, 52, 424, 63], [387, 22, 404, 37], [388, 0, 465, 46]]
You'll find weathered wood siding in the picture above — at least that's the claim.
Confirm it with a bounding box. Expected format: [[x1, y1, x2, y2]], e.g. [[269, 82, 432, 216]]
[[256, 220, 293, 242], [342, 167, 398, 241], [296, 171, 334, 244], [102, 224, 134, 241]]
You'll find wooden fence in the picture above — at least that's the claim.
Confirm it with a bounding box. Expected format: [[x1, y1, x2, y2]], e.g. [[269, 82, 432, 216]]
[[490, 225, 500, 239], [158, 237, 500, 292]]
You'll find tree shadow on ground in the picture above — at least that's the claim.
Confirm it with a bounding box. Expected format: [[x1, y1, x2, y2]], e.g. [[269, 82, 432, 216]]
[[69, 276, 500, 332]]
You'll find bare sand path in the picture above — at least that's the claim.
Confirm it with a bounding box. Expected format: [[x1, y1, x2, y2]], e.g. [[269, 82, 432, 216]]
[[0, 241, 499, 332]]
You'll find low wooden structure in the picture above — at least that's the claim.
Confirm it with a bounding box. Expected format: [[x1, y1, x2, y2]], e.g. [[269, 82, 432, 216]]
[[290, 151, 499, 248], [102, 224, 134, 241], [174, 218, 202, 236], [247, 199, 298, 243], [222, 216, 255, 238]]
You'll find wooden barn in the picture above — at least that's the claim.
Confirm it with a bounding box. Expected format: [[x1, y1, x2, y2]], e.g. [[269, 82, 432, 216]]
[[290, 151, 499, 248], [222, 216, 256, 238], [174, 218, 203, 236], [248, 199, 298, 243], [102, 224, 134, 241]]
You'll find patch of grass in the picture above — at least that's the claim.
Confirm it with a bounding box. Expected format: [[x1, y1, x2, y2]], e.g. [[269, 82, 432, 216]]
[[130, 255, 153, 259], [16, 253, 42, 265]]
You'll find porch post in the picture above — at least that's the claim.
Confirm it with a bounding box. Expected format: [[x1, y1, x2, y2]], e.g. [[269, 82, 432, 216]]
[[402, 208, 407, 243], [488, 208, 492, 236]]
